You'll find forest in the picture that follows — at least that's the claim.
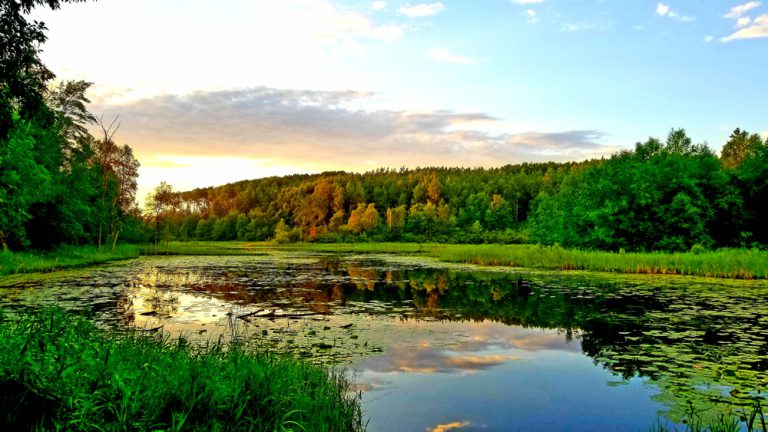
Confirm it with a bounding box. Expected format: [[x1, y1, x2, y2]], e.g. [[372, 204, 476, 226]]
[[2, 1, 767, 255], [144, 127, 767, 252]]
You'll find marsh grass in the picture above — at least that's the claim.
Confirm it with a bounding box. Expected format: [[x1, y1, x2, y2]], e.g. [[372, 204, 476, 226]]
[[434, 244, 768, 279], [140, 241, 433, 256], [0, 244, 140, 277], [149, 242, 768, 279], [0, 308, 363, 431], [139, 241, 276, 256]]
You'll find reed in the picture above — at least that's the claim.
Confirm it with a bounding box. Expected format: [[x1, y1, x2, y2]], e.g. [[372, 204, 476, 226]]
[[149, 242, 768, 279], [434, 244, 768, 279], [0, 308, 363, 431]]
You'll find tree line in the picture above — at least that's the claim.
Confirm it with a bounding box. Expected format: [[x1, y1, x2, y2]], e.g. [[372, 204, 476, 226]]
[[144, 162, 571, 245], [0, 0, 142, 251], [146, 126, 767, 252]]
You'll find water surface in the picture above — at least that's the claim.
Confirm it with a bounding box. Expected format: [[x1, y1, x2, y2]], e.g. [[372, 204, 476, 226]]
[[1, 252, 766, 431]]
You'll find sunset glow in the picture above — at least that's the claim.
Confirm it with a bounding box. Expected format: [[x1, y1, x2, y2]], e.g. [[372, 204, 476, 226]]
[[31, 0, 768, 200]]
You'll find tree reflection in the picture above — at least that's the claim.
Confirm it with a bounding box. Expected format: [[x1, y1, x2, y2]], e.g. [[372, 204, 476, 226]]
[[117, 258, 767, 425]]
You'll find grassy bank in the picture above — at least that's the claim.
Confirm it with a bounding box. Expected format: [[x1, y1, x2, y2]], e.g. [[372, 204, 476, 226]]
[[0, 308, 362, 431], [0, 244, 141, 277], [269, 242, 767, 279], [432, 244, 768, 279], [233, 241, 765, 279], [3, 241, 766, 280]]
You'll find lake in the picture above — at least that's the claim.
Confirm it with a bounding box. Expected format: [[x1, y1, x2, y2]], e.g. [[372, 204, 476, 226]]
[[1, 251, 767, 431]]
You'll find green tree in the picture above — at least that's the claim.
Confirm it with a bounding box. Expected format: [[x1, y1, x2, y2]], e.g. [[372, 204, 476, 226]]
[[145, 182, 177, 245], [530, 130, 737, 251], [734, 140, 768, 245], [0, 118, 51, 248], [0, 0, 88, 138], [195, 217, 216, 241], [721, 128, 763, 168]]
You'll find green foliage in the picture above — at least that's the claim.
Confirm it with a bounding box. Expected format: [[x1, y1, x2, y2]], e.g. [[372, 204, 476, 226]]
[[0, 119, 52, 248], [734, 141, 768, 245], [0, 1, 139, 252], [0, 308, 362, 431], [274, 219, 301, 244], [530, 129, 743, 251], [721, 128, 764, 168], [142, 163, 575, 245]]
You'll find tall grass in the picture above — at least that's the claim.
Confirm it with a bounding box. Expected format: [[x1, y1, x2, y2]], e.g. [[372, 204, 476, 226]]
[[434, 244, 768, 279], [138, 241, 274, 256], [0, 308, 363, 431], [148, 242, 768, 279], [0, 244, 141, 277]]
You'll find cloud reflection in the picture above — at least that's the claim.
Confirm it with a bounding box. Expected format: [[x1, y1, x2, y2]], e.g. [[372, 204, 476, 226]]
[[429, 421, 471, 432], [356, 321, 580, 375]]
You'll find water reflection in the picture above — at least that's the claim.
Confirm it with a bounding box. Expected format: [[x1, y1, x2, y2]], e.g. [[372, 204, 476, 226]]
[[1, 252, 767, 430], [356, 322, 578, 376]]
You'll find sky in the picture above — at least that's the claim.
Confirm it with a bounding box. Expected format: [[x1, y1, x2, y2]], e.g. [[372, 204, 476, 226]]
[[31, 0, 768, 202]]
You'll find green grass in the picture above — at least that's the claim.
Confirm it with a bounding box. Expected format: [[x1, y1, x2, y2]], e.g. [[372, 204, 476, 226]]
[[4, 241, 766, 280], [0, 244, 141, 277], [138, 241, 276, 256], [0, 308, 363, 431], [431, 244, 768, 279], [176, 241, 766, 280]]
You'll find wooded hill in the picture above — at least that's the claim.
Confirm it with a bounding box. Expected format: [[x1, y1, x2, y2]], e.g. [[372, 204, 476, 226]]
[[147, 128, 768, 252]]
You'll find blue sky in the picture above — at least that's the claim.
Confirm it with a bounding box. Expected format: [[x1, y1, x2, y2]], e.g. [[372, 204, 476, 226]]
[[32, 0, 768, 197]]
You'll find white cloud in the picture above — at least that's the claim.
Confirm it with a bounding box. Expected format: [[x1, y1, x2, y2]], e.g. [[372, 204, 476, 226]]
[[523, 9, 539, 23], [560, 23, 595, 32], [725, 1, 761, 19], [737, 16, 753, 27], [656, 3, 694, 21], [722, 13, 768, 40], [721, 1, 767, 41], [371, 1, 386, 10], [427, 48, 472, 64], [91, 87, 614, 197], [512, 0, 544, 4], [399, 2, 445, 17], [703, 35, 714, 42]]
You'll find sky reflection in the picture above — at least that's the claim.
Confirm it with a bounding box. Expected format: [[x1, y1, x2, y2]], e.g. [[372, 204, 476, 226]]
[[355, 321, 579, 375]]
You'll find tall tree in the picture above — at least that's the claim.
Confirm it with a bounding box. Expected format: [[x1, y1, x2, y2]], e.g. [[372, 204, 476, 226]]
[[145, 182, 178, 245], [721, 128, 764, 168], [0, 118, 51, 248], [0, 0, 87, 138], [94, 116, 139, 248]]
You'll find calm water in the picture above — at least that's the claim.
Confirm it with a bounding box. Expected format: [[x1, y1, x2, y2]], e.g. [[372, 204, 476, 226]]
[[1, 252, 767, 431]]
